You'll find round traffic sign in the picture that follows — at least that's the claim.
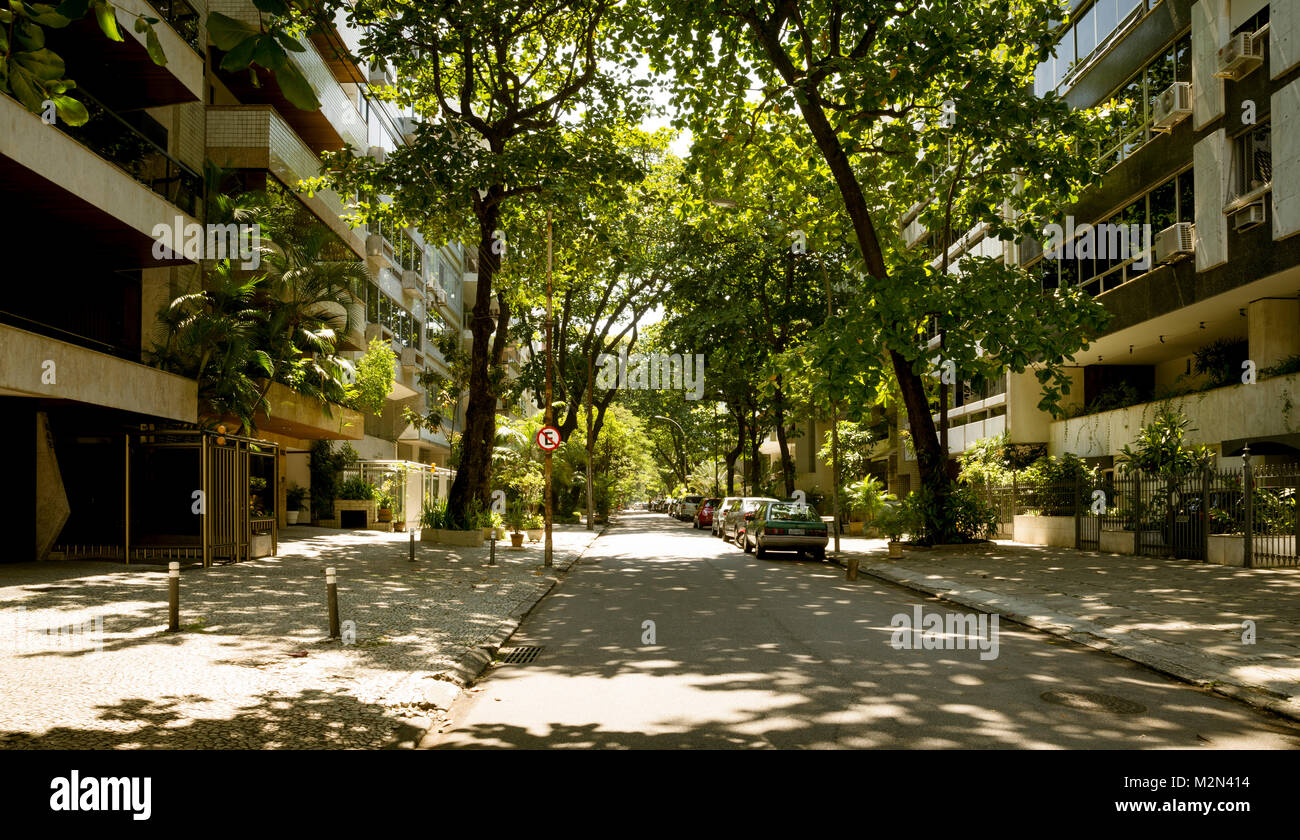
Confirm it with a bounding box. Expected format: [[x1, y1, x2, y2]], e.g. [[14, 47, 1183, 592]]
[[536, 425, 562, 452]]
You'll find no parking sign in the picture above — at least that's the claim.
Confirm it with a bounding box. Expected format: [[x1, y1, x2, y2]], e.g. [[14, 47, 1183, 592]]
[[536, 425, 562, 452]]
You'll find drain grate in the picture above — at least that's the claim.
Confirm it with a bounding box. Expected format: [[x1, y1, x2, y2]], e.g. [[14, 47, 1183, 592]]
[[496, 645, 545, 664], [1040, 690, 1147, 715]]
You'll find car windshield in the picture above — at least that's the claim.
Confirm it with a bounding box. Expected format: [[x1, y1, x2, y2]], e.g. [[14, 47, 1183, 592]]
[[766, 504, 820, 522]]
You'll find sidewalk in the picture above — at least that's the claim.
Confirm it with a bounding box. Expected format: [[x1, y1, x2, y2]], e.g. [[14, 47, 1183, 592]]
[[832, 536, 1300, 721], [0, 524, 601, 749]]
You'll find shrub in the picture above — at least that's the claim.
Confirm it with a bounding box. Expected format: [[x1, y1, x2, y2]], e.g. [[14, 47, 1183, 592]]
[[1193, 338, 1249, 388], [421, 498, 447, 530], [337, 477, 377, 501]]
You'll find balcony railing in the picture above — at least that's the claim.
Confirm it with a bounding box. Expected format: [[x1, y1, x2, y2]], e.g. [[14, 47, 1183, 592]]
[[55, 90, 203, 218], [151, 0, 203, 55]]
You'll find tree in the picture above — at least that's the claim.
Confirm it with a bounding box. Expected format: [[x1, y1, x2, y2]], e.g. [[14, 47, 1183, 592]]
[[317, 0, 651, 527], [650, 0, 1113, 540]]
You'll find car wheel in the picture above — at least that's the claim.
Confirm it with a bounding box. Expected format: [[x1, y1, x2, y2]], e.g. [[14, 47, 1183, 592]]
[[743, 534, 754, 553], [812, 548, 826, 561], [755, 540, 768, 558]]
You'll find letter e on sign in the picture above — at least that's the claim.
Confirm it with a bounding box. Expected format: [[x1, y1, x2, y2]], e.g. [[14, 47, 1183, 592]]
[[536, 425, 561, 452]]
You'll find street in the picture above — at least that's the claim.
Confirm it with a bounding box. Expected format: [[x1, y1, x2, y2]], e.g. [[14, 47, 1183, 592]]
[[426, 513, 1300, 749]]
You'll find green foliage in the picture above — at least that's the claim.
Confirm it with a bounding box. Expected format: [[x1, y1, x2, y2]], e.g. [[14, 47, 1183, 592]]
[[349, 338, 396, 416], [285, 482, 308, 511], [1117, 406, 1214, 480], [421, 498, 447, 530], [336, 477, 377, 501], [1020, 453, 1099, 516], [958, 434, 1016, 488], [897, 485, 999, 544], [1193, 338, 1249, 389], [308, 441, 357, 519], [844, 476, 895, 524], [1261, 354, 1300, 379], [374, 490, 394, 510]]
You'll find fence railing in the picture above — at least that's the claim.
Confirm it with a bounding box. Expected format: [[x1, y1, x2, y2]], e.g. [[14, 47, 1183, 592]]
[[983, 453, 1299, 568]]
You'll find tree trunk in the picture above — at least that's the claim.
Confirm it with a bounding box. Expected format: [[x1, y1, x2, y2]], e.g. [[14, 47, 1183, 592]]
[[446, 200, 502, 526], [772, 382, 794, 497], [725, 409, 744, 496]]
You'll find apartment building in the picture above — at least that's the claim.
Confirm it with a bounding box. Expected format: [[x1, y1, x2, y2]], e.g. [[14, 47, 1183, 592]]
[[0, 2, 475, 561], [762, 0, 1300, 500]]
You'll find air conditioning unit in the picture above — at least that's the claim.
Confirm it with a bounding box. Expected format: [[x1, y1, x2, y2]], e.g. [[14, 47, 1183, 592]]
[[368, 62, 392, 85], [1153, 222, 1195, 264], [1233, 202, 1266, 232], [430, 285, 447, 305], [367, 145, 386, 164], [365, 233, 384, 258], [1215, 32, 1263, 80], [1152, 82, 1192, 130]]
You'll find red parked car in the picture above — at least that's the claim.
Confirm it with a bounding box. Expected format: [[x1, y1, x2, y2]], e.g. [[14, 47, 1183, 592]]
[[694, 498, 722, 530]]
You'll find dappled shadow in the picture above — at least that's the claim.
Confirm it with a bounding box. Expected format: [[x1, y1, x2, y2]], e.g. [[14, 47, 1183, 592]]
[[434, 515, 1300, 749]]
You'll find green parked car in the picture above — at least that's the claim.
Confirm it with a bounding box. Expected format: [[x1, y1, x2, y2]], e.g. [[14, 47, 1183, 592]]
[[746, 501, 829, 561]]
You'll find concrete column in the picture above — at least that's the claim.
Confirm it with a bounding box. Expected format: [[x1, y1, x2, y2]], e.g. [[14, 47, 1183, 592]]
[[1247, 298, 1300, 369], [1273, 77, 1300, 240], [1273, 0, 1300, 79]]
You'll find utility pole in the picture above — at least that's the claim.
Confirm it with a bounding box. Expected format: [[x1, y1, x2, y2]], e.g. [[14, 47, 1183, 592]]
[[544, 209, 554, 567], [826, 267, 841, 556], [586, 348, 594, 531]]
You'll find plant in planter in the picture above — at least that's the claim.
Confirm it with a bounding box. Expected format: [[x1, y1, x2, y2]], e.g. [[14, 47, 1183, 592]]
[[337, 477, 377, 501], [486, 510, 506, 540], [848, 476, 895, 537], [375, 490, 395, 523], [421, 498, 446, 542], [285, 483, 308, 525], [876, 506, 906, 557], [523, 511, 544, 542]]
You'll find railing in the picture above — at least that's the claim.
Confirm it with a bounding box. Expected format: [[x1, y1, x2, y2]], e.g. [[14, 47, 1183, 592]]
[[988, 455, 1300, 567], [151, 0, 203, 54], [55, 90, 203, 217]]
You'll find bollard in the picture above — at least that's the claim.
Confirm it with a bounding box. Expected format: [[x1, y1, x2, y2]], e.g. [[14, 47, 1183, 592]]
[[167, 561, 180, 632], [489, 534, 496, 566], [846, 554, 859, 582], [326, 567, 340, 639], [409, 530, 415, 562]]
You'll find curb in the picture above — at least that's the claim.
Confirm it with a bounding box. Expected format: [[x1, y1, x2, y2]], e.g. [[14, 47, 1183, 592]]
[[394, 521, 615, 747], [831, 550, 1300, 724]]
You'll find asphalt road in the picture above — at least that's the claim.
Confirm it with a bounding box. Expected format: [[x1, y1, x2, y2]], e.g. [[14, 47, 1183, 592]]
[[424, 513, 1300, 749]]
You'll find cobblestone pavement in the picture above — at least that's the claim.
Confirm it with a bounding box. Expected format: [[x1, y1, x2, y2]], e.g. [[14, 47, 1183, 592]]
[[831, 537, 1300, 716], [0, 525, 600, 749]]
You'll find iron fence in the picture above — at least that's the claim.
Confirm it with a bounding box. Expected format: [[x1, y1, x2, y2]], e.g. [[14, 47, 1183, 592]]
[[986, 453, 1299, 568]]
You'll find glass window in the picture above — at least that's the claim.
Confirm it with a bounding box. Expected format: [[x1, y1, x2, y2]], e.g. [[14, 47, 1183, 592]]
[[1146, 45, 1174, 109], [1095, 0, 1118, 47], [1076, 4, 1098, 59], [1055, 34, 1075, 87], [1149, 178, 1176, 232], [1177, 170, 1195, 223], [1174, 34, 1192, 83]]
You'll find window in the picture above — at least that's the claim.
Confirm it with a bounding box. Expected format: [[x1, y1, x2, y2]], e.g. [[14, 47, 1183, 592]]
[[1034, 169, 1192, 295], [1234, 122, 1272, 198], [1035, 0, 1152, 96], [1097, 32, 1191, 168]]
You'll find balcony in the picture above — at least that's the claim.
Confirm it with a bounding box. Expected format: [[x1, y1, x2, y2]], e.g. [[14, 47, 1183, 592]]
[[207, 106, 366, 259], [0, 92, 200, 264], [0, 323, 197, 423], [51, 0, 204, 109], [208, 0, 367, 153], [1050, 371, 1300, 460]]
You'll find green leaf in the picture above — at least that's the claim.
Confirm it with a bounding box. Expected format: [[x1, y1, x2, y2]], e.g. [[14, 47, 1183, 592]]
[[273, 29, 306, 53], [142, 22, 166, 66], [219, 35, 257, 73], [15, 47, 66, 81], [53, 0, 88, 18], [7, 63, 47, 112], [27, 4, 69, 26], [16, 20, 45, 49], [274, 60, 320, 111], [51, 92, 88, 125], [91, 0, 122, 41], [251, 0, 289, 15], [252, 33, 287, 71], [206, 11, 259, 51]]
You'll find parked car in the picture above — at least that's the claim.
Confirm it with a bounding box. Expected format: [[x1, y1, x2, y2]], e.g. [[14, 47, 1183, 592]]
[[712, 497, 740, 536], [678, 494, 705, 521], [666, 498, 678, 517], [720, 496, 780, 545], [747, 501, 829, 560], [694, 497, 722, 529]]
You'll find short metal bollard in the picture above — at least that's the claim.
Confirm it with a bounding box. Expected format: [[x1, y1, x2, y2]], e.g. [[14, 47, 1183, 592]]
[[489, 535, 496, 566], [167, 561, 180, 632], [326, 567, 340, 639], [409, 530, 415, 562]]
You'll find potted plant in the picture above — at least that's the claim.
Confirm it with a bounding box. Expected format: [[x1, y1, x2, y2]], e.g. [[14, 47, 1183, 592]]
[[285, 483, 308, 525], [524, 511, 544, 542], [506, 501, 525, 548], [487, 510, 506, 541], [375, 490, 395, 523], [420, 499, 445, 542], [878, 506, 905, 558]]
